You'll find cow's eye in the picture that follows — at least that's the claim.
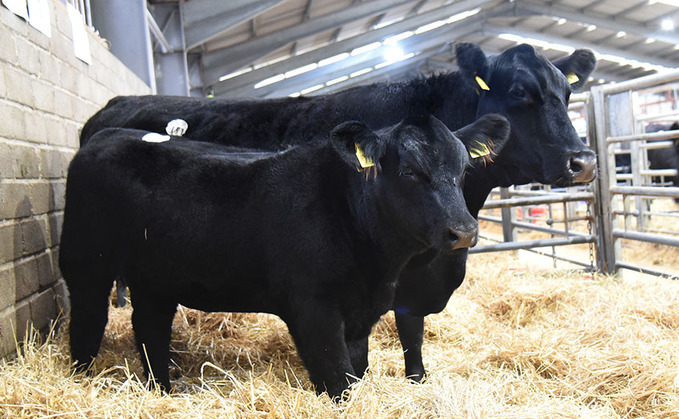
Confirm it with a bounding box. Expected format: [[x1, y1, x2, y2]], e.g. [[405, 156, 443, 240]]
[[400, 167, 416, 178], [509, 87, 527, 100]]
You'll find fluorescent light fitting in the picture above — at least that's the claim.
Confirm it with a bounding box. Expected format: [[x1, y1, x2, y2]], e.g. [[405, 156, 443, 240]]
[[587, 24, 597, 31], [325, 75, 349, 86], [285, 63, 318, 78], [557, 18, 567, 25], [661, 18, 675, 31], [616, 31, 626, 38], [645, 38, 656, 44], [350, 68, 373, 78], [415, 20, 446, 34], [318, 53, 350, 67], [375, 61, 394, 70], [254, 74, 285, 89], [300, 84, 324, 95], [384, 31, 413, 45], [374, 17, 403, 29], [498, 33, 574, 53], [219, 67, 252, 82], [351, 42, 382, 56], [383, 46, 405, 62], [289, 92, 301, 97], [446, 8, 481, 24], [253, 55, 289, 70]]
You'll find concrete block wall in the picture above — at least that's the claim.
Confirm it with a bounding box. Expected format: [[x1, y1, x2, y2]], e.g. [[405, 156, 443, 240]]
[[0, 0, 151, 357]]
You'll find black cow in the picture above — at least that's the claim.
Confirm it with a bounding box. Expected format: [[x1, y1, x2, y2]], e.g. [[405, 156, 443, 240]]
[[79, 43, 597, 381], [615, 122, 679, 202], [60, 114, 510, 398]]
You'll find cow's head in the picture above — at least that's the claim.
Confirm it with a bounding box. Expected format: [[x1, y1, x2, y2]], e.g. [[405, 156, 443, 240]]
[[456, 43, 597, 187], [331, 114, 510, 252]]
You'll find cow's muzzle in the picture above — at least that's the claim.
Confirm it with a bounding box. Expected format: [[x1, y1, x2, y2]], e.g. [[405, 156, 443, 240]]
[[567, 149, 597, 184]]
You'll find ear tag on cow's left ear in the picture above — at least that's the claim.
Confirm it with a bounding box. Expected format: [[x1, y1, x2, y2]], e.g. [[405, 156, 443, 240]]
[[355, 143, 377, 180], [166, 119, 188, 136], [355, 143, 375, 169], [566, 73, 580, 85], [475, 75, 490, 91], [469, 141, 491, 159]]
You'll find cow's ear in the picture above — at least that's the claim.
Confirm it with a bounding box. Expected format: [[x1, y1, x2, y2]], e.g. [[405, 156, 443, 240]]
[[330, 121, 386, 173], [552, 49, 596, 91], [455, 43, 490, 90], [453, 114, 511, 165]]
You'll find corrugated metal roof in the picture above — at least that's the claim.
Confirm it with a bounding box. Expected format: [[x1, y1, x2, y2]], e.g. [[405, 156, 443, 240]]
[[152, 0, 679, 98]]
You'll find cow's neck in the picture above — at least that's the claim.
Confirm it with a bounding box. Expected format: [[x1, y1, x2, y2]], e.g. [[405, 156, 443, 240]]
[[345, 176, 426, 277], [330, 72, 479, 132]]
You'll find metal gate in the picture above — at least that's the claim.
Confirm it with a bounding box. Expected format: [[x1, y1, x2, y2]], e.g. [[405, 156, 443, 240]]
[[472, 70, 679, 280]]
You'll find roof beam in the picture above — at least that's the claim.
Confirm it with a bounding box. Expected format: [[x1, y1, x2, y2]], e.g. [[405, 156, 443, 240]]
[[182, 0, 285, 50], [214, 22, 480, 98], [208, 0, 502, 90], [202, 0, 424, 86], [514, 2, 679, 46], [312, 60, 424, 95], [483, 24, 679, 70], [261, 44, 448, 98]]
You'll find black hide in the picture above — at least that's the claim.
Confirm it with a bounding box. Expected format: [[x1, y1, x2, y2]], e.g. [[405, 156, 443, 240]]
[[60, 115, 510, 398], [77, 42, 597, 382]]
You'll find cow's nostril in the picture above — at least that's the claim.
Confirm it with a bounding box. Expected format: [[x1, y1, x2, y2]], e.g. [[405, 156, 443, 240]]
[[447, 228, 478, 250], [569, 157, 583, 174], [449, 231, 460, 245], [569, 151, 597, 184]]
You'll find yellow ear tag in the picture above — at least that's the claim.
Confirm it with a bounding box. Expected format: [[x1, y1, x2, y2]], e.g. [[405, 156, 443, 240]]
[[355, 143, 375, 169], [469, 141, 491, 159], [566, 73, 580, 84], [475, 76, 490, 91]]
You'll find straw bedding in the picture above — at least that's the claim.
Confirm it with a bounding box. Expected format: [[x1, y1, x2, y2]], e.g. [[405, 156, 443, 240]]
[[2, 251, 678, 418]]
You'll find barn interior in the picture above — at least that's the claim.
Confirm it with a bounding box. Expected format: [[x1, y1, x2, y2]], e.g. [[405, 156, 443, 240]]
[[1, 0, 679, 416]]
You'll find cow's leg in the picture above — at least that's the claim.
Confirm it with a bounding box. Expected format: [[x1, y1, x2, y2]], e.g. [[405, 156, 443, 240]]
[[395, 313, 427, 382], [130, 293, 177, 392], [114, 277, 128, 308], [346, 336, 369, 379], [67, 272, 115, 372], [285, 307, 356, 400]]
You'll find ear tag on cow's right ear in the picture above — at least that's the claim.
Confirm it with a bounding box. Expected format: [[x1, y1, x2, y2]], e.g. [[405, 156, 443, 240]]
[[469, 141, 491, 159], [566, 73, 580, 85], [475, 75, 490, 91], [355, 143, 375, 169]]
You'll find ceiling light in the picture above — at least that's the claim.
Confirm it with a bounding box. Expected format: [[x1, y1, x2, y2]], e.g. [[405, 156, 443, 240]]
[[616, 31, 626, 38], [383, 46, 405, 62], [351, 42, 382, 56], [415, 20, 446, 34], [446, 8, 481, 24], [318, 53, 349, 67], [300, 84, 324, 95], [384, 31, 413, 45], [557, 18, 567, 25], [661, 18, 675, 31], [645, 38, 656, 44], [218, 67, 252, 82], [350, 68, 373, 78], [325, 76, 349, 86], [254, 74, 285, 89], [285, 63, 318, 78], [586, 24, 597, 31]]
